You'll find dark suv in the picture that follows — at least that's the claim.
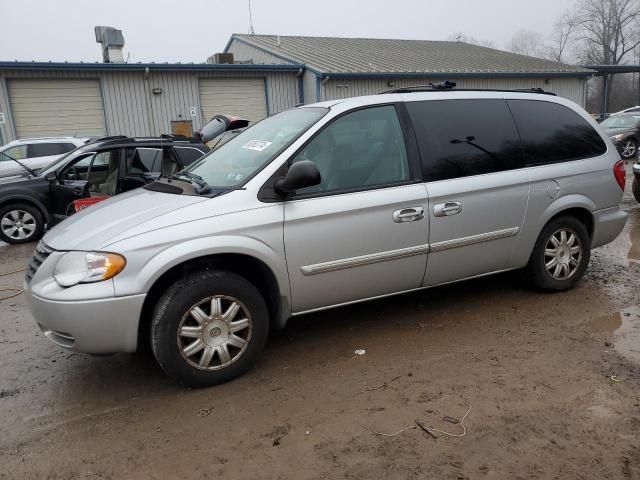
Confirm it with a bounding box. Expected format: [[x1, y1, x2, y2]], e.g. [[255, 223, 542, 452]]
[[0, 136, 209, 244]]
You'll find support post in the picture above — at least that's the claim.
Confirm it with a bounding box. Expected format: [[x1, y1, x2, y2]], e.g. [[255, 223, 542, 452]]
[[601, 74, 609, 120]]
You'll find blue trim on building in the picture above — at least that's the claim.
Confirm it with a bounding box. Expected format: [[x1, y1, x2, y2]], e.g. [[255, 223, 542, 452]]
[[323, 70, 594, 79], [0, 62, 302, 72], [263, 77, 271, 116]]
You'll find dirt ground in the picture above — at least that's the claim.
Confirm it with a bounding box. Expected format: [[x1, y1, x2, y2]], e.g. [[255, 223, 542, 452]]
[[1, 170, 639, 480]]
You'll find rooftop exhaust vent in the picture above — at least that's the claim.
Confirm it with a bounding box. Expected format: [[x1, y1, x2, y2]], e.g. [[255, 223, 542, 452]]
[[95, 26, 125, 63]]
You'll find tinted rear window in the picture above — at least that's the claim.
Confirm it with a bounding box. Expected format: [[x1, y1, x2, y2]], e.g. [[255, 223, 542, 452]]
[[406, 99, 523, 181], [28, 143, 68, 157], [507, 100, 607, 166]]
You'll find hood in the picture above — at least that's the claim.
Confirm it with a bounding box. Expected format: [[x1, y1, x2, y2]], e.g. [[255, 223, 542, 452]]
[[604, 127, 636, 136], [44, 188, 208, 251], [0, 172, 34, 184]]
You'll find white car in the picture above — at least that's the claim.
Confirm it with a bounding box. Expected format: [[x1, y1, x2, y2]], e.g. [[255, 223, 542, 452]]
[[611, 105, 640, 116], [0, 137, 88, 177]]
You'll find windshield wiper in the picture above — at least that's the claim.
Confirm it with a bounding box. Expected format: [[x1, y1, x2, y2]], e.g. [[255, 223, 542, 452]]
[[0, 151, 38, 177], [171, 171, 211, 194]]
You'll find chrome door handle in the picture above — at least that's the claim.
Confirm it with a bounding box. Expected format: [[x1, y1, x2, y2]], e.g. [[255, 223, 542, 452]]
[[434, 201, 462, 217], [393, 207, 424, 223]]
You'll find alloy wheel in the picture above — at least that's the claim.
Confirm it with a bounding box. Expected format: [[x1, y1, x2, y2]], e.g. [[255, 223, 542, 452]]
[[622, 140, 637, 159], [177, 295, 253, 370], [0, 210, 37, 240], [544, 228, 583, 280]]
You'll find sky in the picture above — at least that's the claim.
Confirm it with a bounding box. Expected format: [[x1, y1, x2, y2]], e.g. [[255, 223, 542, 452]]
[[0, 0, 575, 63]]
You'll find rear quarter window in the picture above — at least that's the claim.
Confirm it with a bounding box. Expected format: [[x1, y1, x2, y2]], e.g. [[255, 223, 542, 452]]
[[507, 100, 607, 166]]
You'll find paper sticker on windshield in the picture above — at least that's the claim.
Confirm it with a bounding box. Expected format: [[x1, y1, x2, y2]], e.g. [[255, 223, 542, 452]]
[[242, 140, 272, 152]]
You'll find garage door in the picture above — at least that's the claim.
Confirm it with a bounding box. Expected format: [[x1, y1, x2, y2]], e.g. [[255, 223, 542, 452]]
[[8, 79, 106, 138], [199, 78, 267, 125]]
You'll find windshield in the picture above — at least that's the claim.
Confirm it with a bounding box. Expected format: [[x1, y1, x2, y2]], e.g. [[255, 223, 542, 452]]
[[602, 115, 640, 129], [39, 147, 82, 176], [184, 107, 328, 187]]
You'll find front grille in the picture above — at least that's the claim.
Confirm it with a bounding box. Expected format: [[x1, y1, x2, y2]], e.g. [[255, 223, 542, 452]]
[[25, 241, 53, 284]]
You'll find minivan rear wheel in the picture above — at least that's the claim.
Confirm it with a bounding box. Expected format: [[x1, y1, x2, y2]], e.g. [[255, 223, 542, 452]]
[[151, 270, 269, 387], [526, 216, 590, 291]]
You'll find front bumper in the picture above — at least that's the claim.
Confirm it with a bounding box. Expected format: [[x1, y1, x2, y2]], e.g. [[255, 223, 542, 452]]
[[591, 206, 629, 249], [633, 162, 640, 181], [25, 287, 146, 354]]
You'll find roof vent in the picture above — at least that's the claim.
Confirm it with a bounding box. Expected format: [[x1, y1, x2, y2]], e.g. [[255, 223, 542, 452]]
[[207, 53, 234, 64], [95, 26, 125, 63]]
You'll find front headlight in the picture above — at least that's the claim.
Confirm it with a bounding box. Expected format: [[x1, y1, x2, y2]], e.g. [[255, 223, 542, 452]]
[[53, 251, 126, 287], [612, 134, 625, 142]]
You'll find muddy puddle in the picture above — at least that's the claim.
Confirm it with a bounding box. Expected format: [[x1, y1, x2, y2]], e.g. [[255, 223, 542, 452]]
[[591, 306, 640, 364]]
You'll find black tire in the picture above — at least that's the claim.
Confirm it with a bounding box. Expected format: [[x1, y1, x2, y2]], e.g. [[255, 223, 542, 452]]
[[526, 216, 591, 291], [151, 270, 269, 388], [622, 138, 638, 160], [633, 178, 640, 203], [0, 202, 45, 244]]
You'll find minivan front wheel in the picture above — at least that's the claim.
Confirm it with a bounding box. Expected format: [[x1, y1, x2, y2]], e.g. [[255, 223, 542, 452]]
[[151, 270, 269, 387], [0, 203, 44, 244], [527, 216, 590, 291]]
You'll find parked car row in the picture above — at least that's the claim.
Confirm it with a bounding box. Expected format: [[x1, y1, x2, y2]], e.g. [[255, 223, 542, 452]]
[[0, 115, 249, 244], [21, 88, 629, 387], [0, 137, 90, 177], [600, 114, 640, 160]]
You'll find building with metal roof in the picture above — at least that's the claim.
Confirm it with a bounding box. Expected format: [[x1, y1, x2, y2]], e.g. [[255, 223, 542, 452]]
[[0, 34, 595, 145], [226, 34, 593, 105]]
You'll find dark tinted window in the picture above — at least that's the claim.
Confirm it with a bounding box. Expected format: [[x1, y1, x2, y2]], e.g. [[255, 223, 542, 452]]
[[126, 148, 162, 174], [174, 146, 206, 166], [406, 99, 523, 182], [60, 143, 77, 153], [507, 100, 607, 166], [29, 143, 58, 157]]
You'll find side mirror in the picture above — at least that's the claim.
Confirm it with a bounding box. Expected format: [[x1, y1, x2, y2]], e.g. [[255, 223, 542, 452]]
[[275, 160, 321, 195], [45, 171, 57, 182]]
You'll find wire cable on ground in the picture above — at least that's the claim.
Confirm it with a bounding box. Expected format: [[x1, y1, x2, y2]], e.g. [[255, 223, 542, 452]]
[[0, 268, 26, 301], [374, 403, 472, 439]]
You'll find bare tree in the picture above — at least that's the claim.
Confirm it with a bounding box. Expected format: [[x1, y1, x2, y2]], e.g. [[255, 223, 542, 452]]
[[570, 0, 640, 64], [546, 13, 576, 63], [566, 0, 640, 110], [448, 32, 496, 49], [507, 30, 546, 58]]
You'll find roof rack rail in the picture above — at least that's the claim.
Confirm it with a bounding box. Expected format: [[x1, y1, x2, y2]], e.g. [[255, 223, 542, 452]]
[[89, 135, 130, 142], [160, 134, 193, 140], [381, 83, 556, 96]]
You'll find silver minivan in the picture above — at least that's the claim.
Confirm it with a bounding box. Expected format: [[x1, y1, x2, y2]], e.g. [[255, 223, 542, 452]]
[[25, 89, 628, 387]]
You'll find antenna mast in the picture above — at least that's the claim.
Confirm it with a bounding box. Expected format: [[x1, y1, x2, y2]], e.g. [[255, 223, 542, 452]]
[[248, 0, 255, 35]]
